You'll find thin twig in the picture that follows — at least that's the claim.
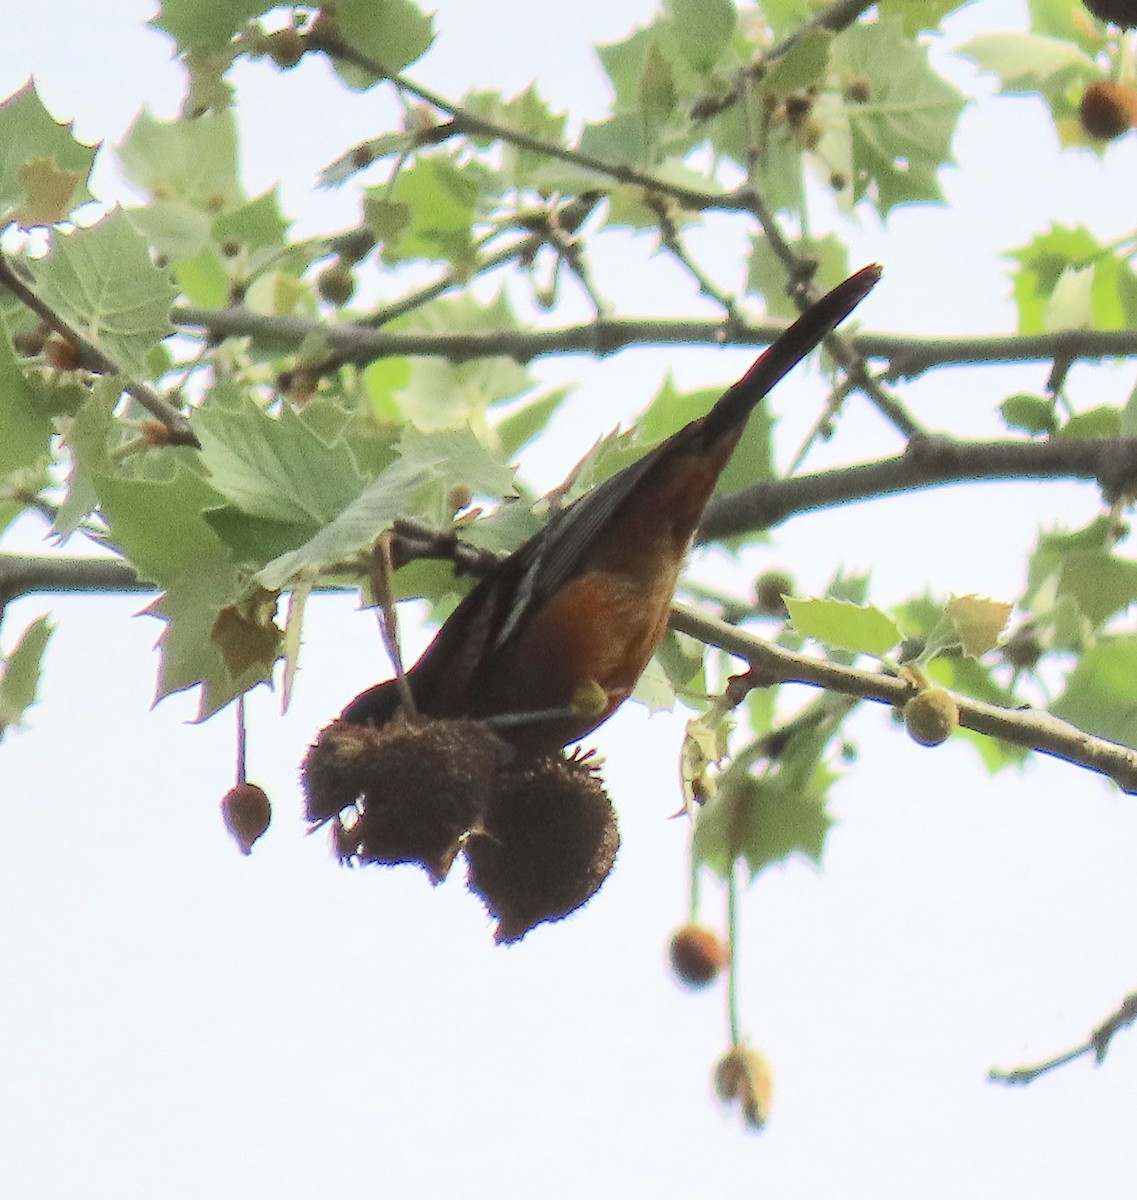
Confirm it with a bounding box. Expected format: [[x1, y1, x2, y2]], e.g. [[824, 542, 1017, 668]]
[[173, 306, 1137, 371], [0, 252, 199, 448], [668, 602, 1137, 794], [989, 992, 1137, 1085]]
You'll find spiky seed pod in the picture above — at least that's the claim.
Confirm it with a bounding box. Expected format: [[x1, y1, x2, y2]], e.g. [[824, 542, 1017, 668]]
[[753, 569, 793, 618], [302, 714, 508, 883], [902, 686, 959, 747], [465, 752, 619, 943], [1081, 0, 1137, 27], [669, 923, 730, 988], [316, 263, 356, 306], [1080, 80, 1137, 139], [300, 719, 380, 823], [221, 782, 272, 855], [713, 1045, 773, 1131]]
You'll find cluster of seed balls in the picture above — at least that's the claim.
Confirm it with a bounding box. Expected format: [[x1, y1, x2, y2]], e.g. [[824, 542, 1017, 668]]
[[301, 714, 619, 943]]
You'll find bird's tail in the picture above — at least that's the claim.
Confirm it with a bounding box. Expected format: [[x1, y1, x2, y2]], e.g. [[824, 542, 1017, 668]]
[[698, 264, 881, 444]]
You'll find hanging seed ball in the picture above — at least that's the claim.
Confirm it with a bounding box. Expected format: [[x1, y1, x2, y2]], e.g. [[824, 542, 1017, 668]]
[[221, 782, 272, 855], [465, 751, 619, 944], [669, 923, 730, 988], [304, 713, 508, 884], [1079, 80, 1137, 140]]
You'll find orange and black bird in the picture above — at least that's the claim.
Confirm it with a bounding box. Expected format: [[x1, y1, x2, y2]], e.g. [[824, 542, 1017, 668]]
[[330, 266, 880, 785]]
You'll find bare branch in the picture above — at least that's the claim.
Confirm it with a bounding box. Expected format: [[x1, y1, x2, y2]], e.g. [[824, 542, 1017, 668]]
[[172, 306, 1137, 373], [698, 434, 1137, 542], [989, 992, 1137, 1086]]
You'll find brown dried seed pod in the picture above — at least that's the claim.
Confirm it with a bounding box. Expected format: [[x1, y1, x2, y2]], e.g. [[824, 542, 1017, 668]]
[[302, 714, 508, 883], [221, 782, 272, 855], [669, 923, 730, 987], [1079, 80, 1137, 140], [465, 751, 619, 944]]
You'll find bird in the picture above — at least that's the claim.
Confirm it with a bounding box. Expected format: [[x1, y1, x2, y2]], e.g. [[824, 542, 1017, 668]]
[[323, 266, 880, 808]]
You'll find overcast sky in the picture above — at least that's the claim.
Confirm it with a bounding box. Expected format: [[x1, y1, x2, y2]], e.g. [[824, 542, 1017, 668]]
[[3, 2, 1137, 1198]]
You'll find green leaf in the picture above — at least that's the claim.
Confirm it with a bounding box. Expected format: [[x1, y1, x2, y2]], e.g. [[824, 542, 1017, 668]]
[[693, 742, 836, 877], [944, 594, 1013, 658], [832, 18, 965, 212], [366, 153, 485, 268], [959, 31, 1097, 95], [191, 385, 366, 528], [0, 81, 96, 224], [495, 387, 569, 458], [1059, 406, 1121, 440], [93, 466, 232, 588], [397, 426, 516, 499], [30, 209, 177, 381], [256, 458, 437, 590], [1028, 0, 1108, 55], [145, 565, 268, 719], [1008, 224, 1137, 334], [1057, 549, 1137, 625], [878, 0, 971, 36], [762, 28, 834, 94], [127, 200, 213, 261], [149, 0, 270, 50], [786, 596, 901, 658], [748, 232, 849, 318], [665, 0, 736, 73], [212, 188, 290, 253], [1052, 638, 1137, 749], [1043, 264, 1094, 331], [117, 109, 241, 212], [326, 0, 435, 89], [999, 392, 1057, 435], [0, 322, 53, 477], [0, 615, 53, 734], [638, 40, 678, 128]]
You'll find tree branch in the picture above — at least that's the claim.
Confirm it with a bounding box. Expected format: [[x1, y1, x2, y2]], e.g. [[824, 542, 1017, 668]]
[[988, 992, 1137, 1086], [0, 252, 200, 449], [668, 602, 1137, 794], [171, 305, 1137, 372], [697, 434, 1137, 542]]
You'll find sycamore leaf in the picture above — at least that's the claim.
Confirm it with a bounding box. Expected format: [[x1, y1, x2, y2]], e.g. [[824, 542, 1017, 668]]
[[256, 458, 437, 590], [192, 385, 366, 528], [30, 209, 177, 381], [1052, 638, 1137, 749], [0, 325, 53, 477], [959, 31, 1097, 94], [0, 615, 54, 734], [748, 232, 849, 318], [397, 426, 517, 499], [762, 27, 833, 93], [831, 18, 965, 212], [786, 596, 901, 658], [0, 81, 96, 222], [945, 595, 1013, 658], [118, 109, 241, 212], [665, 0, 736, 74], [326, 0, 436, 89], [999, 393, 1057, 436], [149, 0, 271, 50], [693, 762, 835, 878]]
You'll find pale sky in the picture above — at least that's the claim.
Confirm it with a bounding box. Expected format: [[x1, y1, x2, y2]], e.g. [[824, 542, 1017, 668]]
[[3, 2, 1137, 1198]]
